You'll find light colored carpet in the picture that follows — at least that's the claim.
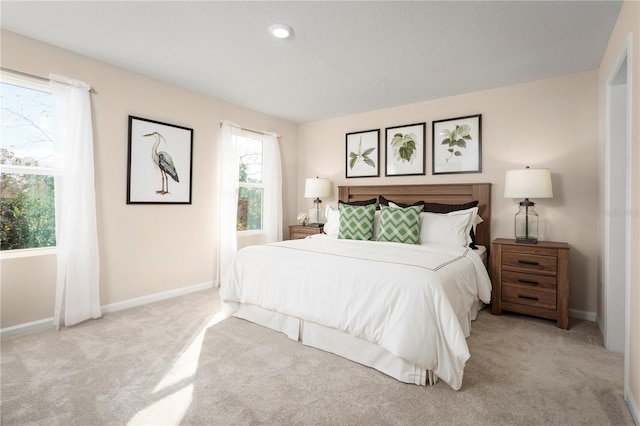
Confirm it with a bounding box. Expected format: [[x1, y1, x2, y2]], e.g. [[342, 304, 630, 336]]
[[1, 288, 634, 425]]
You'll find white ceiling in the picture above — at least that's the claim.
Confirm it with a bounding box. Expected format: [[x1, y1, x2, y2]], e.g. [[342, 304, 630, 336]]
[[1, 1, 622, 123]]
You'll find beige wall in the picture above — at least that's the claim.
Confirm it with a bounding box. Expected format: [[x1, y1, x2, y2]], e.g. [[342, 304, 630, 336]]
[[597, 0, 640, 417], [0, 30, 299, 328], [299, 70, 600, 313]]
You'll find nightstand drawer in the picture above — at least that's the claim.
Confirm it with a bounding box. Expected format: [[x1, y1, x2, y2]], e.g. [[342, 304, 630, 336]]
[[502, 252, 557, 275], [288, 225, 323, 240], [291, 230, 312, 239], [501, 270, 556, 290], [502, 284, 556, 310]]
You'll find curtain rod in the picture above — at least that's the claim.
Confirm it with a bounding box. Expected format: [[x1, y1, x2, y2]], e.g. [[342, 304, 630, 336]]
[[1, 67, 96, 94], [218, 121, 275, 137]]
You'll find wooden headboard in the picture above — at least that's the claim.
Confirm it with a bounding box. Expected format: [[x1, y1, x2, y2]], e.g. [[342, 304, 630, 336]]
[[338, 183, 492, 249]]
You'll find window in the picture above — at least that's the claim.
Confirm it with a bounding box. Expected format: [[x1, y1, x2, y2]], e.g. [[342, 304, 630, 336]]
[[0, 73, 57, 251], [236, 135, 263, 232]]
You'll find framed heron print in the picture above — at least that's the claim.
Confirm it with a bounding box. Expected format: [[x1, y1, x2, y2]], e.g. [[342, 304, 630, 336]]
[[127, 116, 193, 204], [432, 114, 482, 175], [385, 122, 426, 176], [346, 128, 380, 178]]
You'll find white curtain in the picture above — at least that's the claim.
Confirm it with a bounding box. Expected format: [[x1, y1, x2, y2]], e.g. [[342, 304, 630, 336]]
[[262, 132, 283, 244], [217, 121, 282, 285], [217, 122, 241, 285], [50, 74, 101, 328]]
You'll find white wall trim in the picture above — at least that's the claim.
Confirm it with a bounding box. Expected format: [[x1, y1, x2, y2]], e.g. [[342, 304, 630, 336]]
[[569, 308, 597, 322], [100, 281, 215, 314], [603, 31, 633, 393], [0, 317, 55, 339], [0, 281, 215, 339], [626, 387, 640, 425], [603, 35, 632, 353]]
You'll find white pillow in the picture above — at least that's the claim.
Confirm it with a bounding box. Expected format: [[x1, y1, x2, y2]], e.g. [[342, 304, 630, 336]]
[[392, 201, 480, 246], [323, 205, 340, 236], [472, 214, 484, 242], [473, 214, 483, 232], [420, 207, 478, 247], [448, 207, 480, 245]]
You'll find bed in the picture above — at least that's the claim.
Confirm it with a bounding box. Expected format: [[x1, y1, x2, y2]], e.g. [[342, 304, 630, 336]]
[[221, 183, 492, 390]]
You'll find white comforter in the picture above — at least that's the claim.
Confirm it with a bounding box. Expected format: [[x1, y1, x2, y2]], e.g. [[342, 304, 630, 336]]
[[221, 235, 492, 390]]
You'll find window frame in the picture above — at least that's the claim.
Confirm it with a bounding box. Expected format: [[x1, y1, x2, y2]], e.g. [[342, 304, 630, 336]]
[[1, 71, 59, 257]]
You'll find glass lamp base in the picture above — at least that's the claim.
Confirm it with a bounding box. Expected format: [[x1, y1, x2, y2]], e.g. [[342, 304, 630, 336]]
[[308, 202, 325, 227], [514, 199, 539, 244]]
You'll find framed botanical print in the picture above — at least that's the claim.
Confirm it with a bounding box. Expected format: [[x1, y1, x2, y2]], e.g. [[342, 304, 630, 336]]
[[127, 116, 193, 204], [345, 129, 380, 178], [385, 122, 426, 176], [432, 114, 482, 174]]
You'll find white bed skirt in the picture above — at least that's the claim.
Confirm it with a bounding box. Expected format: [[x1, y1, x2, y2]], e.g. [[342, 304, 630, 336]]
[[229, 300, 485, 387]]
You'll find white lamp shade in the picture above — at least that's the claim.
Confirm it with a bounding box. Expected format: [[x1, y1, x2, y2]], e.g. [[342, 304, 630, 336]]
[[504, 168, 553, 199], [304, 177, 332, 199]]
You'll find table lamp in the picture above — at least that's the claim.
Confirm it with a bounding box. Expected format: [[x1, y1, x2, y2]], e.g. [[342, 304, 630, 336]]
[[504, 166, 553, 244], [304, 177, 331, 227]]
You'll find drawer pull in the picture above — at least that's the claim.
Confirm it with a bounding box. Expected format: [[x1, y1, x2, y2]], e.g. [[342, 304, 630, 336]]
[[518, 294, 539, 301], [518, 260, 540, 266], [517, 278, 539, 285]]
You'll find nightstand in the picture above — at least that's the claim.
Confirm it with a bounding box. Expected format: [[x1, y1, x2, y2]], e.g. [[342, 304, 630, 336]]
[[490, 238, 570, 329], [288, 225, 323, 240]]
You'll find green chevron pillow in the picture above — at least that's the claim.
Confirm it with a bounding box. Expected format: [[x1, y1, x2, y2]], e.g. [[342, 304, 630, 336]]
[[338, 203, 376, 240], [377, 204, 423, 244]]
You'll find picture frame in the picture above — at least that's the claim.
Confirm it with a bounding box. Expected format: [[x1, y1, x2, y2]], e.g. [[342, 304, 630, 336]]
[[345, 128, 380, 178], [385, 122, 426, 176], [432, 114, 482, 175], [127, 116, 193, 204]]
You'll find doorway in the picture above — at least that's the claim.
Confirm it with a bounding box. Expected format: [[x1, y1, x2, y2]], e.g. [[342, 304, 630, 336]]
[[603, 35, 631, 392]]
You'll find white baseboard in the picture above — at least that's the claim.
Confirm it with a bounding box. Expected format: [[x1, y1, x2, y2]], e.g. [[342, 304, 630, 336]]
[[101, 281, 215, 314], [569, 308, 597, 322], [0, 281, 216, 339], [626, 387, 640, 426], [0, 317, 55, 339]]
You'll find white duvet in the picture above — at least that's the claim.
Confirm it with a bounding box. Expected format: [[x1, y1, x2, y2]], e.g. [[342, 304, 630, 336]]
[[221, 235, 492, 390]]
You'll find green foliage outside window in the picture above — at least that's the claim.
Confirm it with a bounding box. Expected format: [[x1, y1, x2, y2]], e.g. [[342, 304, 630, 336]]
[[237, 186, 263, 231], [1, 79, 57, 251], [236, 138, 263, 232], [0, 171, 56, 250]]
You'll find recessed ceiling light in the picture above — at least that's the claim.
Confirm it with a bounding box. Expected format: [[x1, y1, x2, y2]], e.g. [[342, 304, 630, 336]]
[[269, 23, 292, 39]]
